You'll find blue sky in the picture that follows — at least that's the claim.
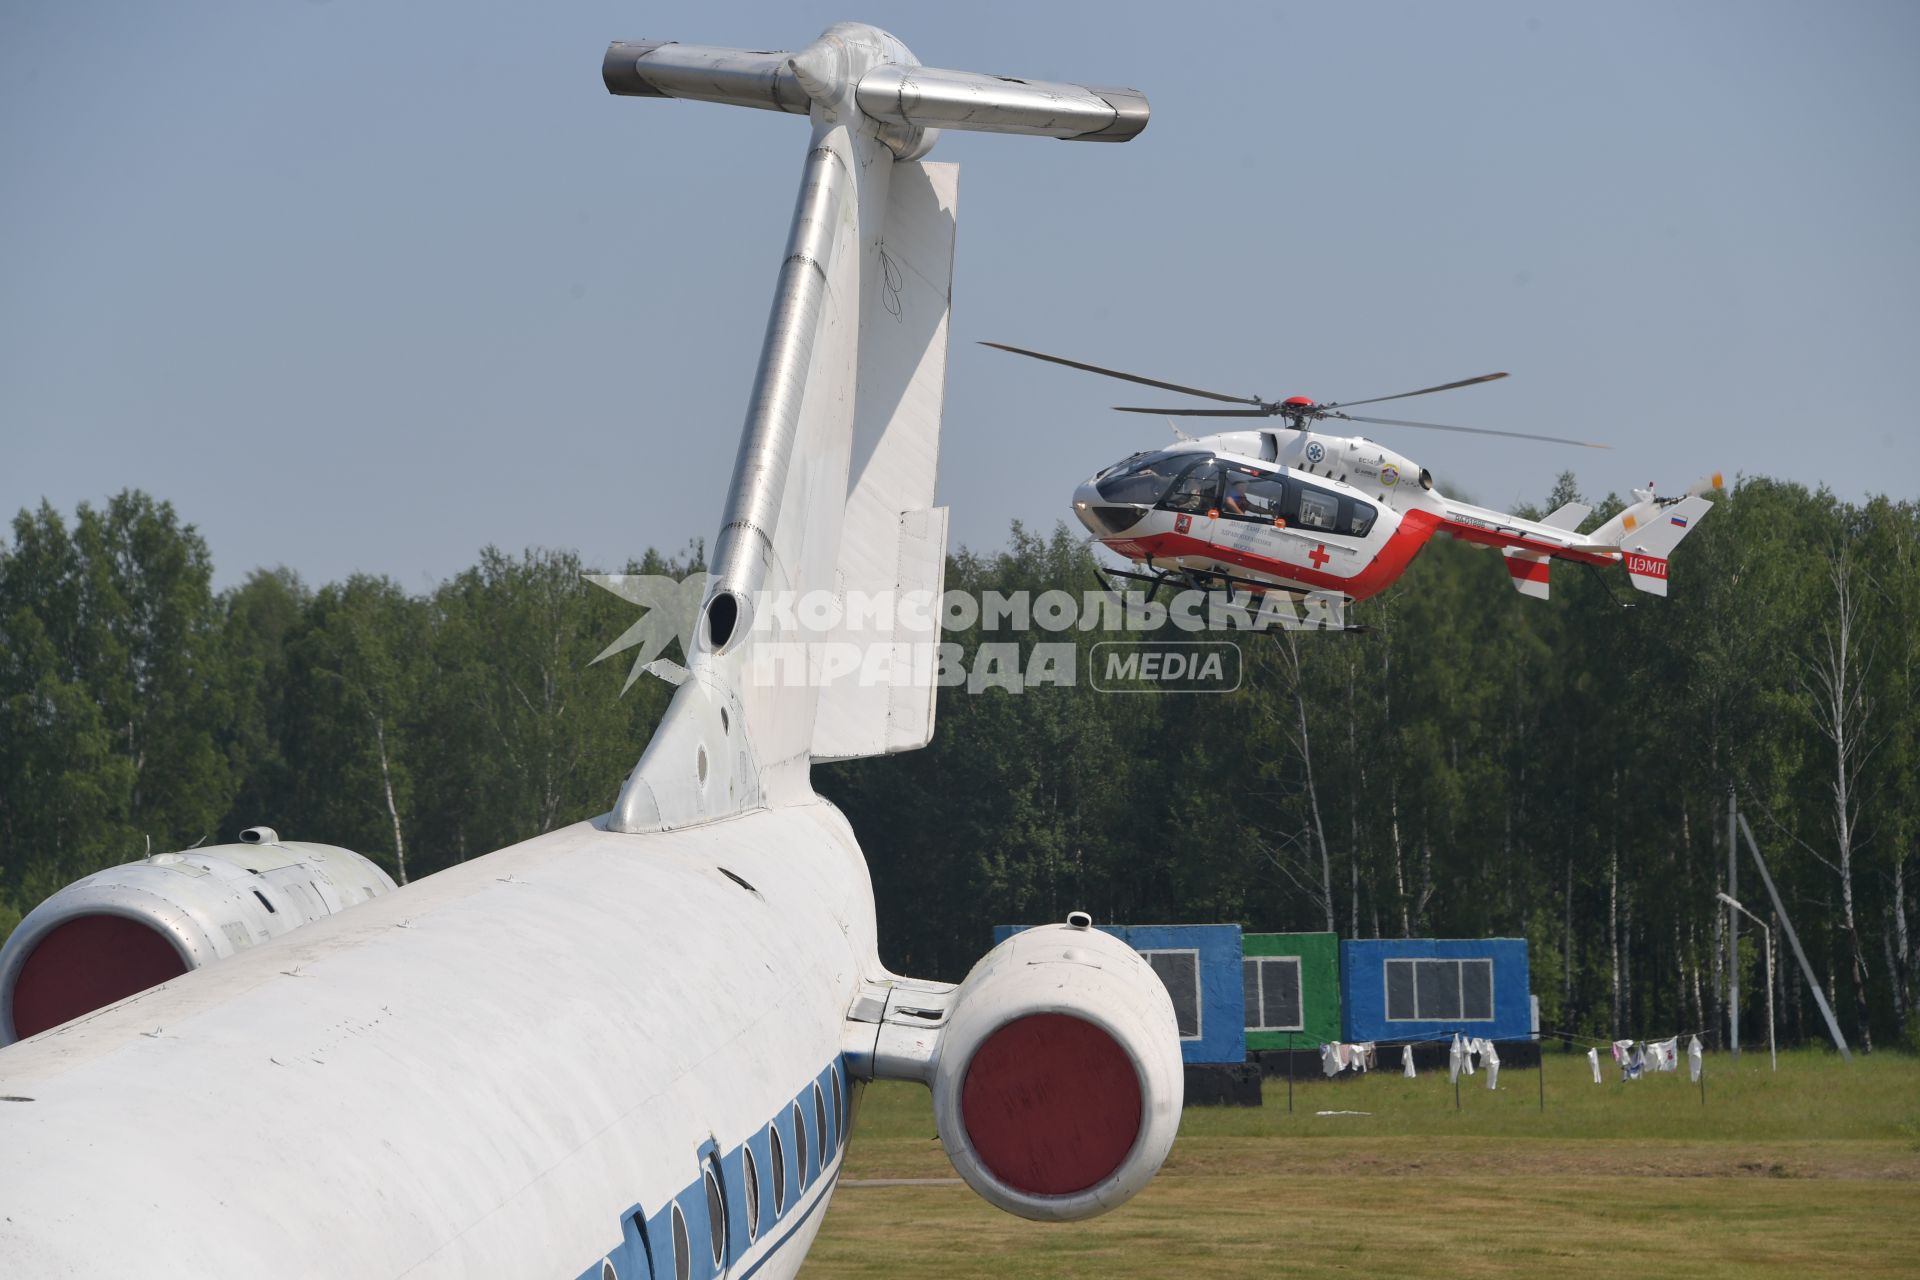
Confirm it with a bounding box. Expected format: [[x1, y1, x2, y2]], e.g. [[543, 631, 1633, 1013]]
[[3, 1, 1915, 589]]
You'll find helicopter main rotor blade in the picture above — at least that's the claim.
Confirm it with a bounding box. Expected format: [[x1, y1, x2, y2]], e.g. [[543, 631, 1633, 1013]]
[[981, 342, 1265, 406], [1325, 372, 1509, 410], [1334, 412, 1608, 449], [1112, 405, 1276, 417]]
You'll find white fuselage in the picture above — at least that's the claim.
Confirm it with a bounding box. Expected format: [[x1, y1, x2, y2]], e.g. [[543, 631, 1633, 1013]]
[[0, 803, 876, 1280], [1073, 430, 1447, 601]]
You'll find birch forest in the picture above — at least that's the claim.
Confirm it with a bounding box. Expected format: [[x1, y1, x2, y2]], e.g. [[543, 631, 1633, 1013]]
[[2, 477, 1916, 1052]]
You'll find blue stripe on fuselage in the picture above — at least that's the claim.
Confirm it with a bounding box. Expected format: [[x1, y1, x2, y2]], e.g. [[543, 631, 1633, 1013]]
[[577, 1055, 853, 1280]]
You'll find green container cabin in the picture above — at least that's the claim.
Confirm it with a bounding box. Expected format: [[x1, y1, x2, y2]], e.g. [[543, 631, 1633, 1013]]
[[1242, 931, 1341, 1051]]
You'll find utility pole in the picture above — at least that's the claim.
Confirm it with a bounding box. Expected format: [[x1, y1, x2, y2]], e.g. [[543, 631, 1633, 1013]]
[[1738, 812, 1853, 1063], [1718, 893, 1775, 1071], [1728, 788, 1739, 1061]]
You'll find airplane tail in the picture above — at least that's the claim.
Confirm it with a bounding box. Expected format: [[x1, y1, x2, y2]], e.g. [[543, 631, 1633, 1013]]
[[600, 26, 1148, 831]]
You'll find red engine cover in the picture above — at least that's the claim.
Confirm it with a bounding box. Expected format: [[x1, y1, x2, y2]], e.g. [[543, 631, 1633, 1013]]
[[10, 914, 188, 1040], [959, 1012, 1143, 1196]]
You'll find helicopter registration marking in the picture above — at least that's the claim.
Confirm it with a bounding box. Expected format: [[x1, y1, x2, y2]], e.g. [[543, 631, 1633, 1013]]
[[1625, 553, 1668, 579]]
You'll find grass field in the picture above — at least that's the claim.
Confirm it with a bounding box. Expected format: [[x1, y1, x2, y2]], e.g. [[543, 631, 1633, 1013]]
[[804, 1049, 1920, 1278]]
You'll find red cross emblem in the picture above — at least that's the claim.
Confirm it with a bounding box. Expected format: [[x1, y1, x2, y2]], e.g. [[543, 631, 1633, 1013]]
[[1309, 543, 1330, 569]]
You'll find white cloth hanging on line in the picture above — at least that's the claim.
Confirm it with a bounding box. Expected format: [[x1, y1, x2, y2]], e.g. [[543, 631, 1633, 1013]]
[[1588, 1046, 1602, 1084], [1403, 1044, 1416, 1079], [1687, 1035, 1704, 1083], [1319, 1042, 1378, 1077], [1611, 1039, 1635, 1066], [1448, 1033, 1465, 1084], [1645, 1037, 1680, 1072], [1483, 1040, 1501, 1090]]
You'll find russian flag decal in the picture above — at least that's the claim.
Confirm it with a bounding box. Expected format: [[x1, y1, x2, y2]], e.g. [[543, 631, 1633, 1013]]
[[1670, 516, 1688, 528]]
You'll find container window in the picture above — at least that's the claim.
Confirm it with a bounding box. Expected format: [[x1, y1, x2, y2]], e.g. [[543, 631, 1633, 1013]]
[[1245, 956, 1303, 1031], [1385, 958, 1496, 1022], [1139, 949, 1202, 1040]]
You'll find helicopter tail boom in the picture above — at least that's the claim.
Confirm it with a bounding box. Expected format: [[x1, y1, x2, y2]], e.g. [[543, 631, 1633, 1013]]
[[1440, 488, 1713, 602]]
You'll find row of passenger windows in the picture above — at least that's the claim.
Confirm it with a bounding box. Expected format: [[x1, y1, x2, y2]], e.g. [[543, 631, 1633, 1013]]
[[1173, 461, 1376, 537], [600, 1064, 851, 1280], [1097, 453, 1376, 538]]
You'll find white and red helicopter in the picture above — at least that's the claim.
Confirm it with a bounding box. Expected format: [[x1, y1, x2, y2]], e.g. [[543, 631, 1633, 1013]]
[[986, 343, 1721, 604]]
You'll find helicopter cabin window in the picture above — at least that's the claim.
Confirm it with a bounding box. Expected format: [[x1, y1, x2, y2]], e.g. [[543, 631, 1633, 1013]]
[[1094, 450, 1187, 505], [1159, 459, 1223, 515], [1294, 485, 1340, 532], [1098, 450, 1152, 479], [1344, 499, 1377, 537], [1220, 468, 1288, 523]]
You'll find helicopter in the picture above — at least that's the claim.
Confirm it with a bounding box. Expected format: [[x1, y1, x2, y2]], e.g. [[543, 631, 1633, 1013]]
[[984, 342, 1721, 606]]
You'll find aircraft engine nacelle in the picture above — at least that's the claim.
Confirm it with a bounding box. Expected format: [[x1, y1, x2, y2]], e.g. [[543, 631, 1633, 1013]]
[[929, 919, 1183, 1221], [0, 827, 397, 1045]]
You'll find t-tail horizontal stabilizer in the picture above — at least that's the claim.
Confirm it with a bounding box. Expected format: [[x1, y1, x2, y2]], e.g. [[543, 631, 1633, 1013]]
[[603, 41, 1148, 143], [601, 25, 1148, 832]]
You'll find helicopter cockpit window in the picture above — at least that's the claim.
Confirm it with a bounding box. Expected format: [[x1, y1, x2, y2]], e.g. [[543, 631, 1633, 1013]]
[[1220, 468, 1288, 523], [1343, 499, 1378, 538], [1097, 450, 1152, 480], [1294, 486, 1340, 532], [1160, 459, 1224, 515], [1094, 451, 1189, 506]]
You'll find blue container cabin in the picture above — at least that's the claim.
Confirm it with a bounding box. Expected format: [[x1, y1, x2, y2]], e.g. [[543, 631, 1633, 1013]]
[[1338, 937, 1532, 1043]]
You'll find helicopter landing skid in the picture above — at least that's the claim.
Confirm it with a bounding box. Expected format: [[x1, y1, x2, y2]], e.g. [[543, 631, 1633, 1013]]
[[1092, 563, 1367, 633]]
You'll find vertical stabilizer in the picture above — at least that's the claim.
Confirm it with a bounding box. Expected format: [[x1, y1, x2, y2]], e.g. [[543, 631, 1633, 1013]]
[[600, 26, 1147, 831], [1618, 494, 1713, 597]]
